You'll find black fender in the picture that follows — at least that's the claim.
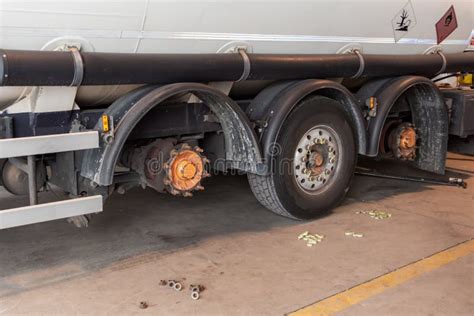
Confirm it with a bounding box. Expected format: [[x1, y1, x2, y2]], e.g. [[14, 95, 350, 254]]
[[361, 76, 448, 174], [81, 83, 264, 186], [248, 79, 367, 169]]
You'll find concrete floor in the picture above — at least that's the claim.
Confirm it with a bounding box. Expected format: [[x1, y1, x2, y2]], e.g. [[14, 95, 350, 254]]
[[0, 154, 473, 315]]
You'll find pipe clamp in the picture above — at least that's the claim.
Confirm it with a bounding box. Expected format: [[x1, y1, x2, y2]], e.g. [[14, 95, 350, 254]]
[[70, 48, 84, 87], [351, 49, 365, 79], [436, 51, 447, 75], [237, 48, 251, 82]]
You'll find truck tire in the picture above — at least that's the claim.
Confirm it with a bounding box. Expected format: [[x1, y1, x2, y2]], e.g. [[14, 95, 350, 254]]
[[248, 96, 356, 219]]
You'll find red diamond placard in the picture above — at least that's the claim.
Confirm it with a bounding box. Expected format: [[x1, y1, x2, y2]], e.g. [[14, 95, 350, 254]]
[[436, 6, 458, 44]]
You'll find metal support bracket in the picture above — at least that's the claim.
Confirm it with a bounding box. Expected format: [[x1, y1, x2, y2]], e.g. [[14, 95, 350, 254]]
[[27, 155, 37, 205], [0, 131, 102, 227], [0, 131, 99, 159], [0, 195, 103, 229]]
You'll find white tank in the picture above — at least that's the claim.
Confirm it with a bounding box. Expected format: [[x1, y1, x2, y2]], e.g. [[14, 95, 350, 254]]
[[0, 0, 473, 107]]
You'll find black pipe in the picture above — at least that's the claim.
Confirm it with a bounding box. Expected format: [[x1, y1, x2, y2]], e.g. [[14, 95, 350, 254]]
[[0, 49, 473, 87]]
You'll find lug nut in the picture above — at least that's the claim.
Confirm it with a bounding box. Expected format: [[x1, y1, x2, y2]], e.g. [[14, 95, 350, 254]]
[[325, 169, 331, 175], [191, 292, 200, 300], [329, 158, 336, 164], [174, 282, 183, 291]]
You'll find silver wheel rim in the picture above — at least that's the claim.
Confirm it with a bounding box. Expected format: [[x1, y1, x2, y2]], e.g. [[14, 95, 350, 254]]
[[293, 125, 341, 193]]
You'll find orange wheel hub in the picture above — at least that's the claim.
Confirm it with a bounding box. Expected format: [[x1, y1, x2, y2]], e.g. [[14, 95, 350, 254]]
[[169, 150, 204, 191]]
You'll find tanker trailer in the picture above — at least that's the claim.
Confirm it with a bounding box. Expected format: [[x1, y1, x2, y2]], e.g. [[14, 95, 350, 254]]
[[0, 0, 473, 229]]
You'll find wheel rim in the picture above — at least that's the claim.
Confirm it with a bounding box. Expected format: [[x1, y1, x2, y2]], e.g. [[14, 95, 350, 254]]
[[293, 125, 341, 193]]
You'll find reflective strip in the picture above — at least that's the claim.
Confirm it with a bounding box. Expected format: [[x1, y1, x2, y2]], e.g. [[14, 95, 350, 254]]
[[0, 131, 99, 159], [0, 27, 469, 46], [0, 195, 103, 229], [123, 31, 470, 46]]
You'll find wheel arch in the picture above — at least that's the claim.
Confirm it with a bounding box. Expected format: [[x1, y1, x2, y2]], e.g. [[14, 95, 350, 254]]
[[362, 76, 448, 174], [80, 83, 264, 187], [248, 79, 367, 170]]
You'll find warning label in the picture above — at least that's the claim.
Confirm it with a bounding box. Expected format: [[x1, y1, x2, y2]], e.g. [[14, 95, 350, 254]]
[[392, 1, 417, 42], [436, 6, 458, 44]]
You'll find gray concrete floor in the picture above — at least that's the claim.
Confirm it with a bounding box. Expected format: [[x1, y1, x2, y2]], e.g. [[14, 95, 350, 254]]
[[0, 154, 473, 315]]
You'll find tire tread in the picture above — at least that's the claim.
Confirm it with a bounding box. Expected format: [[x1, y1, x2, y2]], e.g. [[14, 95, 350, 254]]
[[248, 173, 299, 220]]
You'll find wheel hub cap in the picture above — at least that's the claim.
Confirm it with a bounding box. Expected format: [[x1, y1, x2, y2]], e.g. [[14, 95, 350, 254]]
[[293, 126, 340, 192]]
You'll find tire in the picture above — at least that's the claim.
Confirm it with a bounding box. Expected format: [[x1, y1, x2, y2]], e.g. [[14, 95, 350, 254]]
[[248, 96, 357, 220]]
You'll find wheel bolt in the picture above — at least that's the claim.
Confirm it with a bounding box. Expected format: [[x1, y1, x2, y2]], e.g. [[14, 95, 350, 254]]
[[325, 169, 331, 175], [329, 158, 336, 164], [317, 176, 323, 182]]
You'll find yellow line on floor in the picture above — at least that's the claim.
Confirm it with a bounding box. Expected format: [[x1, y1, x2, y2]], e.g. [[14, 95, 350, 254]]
[[290, 239, 474, 316]]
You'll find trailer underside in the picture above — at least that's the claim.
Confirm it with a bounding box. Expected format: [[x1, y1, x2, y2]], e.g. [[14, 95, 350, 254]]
[[0, 50, 473, 229]]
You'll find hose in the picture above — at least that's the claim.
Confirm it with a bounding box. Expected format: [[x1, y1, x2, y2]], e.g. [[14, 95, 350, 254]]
[[0, 49, 473, 87]]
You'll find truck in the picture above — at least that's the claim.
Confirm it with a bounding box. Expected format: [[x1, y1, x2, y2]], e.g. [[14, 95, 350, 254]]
[[0, 0, 473, 229]]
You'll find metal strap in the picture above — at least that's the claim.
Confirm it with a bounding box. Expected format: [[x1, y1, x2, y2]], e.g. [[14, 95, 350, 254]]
[[0, 52, 7, 86], [351, 49, 365, 79], [0, 195, 103, 230], [436, 51, 447, 75], [70, 48, 84, 86], [0, 131, 99, 159], [237, 48, 251, 82]]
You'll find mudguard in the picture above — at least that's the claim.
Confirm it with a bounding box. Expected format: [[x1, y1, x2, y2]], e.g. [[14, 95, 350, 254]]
[[359, 76, 448, 174], [81, 83, 264, 186], [247, 79, 367, 169]]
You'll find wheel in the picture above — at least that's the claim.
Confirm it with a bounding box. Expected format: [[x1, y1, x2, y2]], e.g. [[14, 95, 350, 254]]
[[248, 96, 357, 219]]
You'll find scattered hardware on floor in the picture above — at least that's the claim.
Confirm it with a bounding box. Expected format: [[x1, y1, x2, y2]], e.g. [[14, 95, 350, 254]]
[[138, 301, 149, 309], [356, 210, 392, 220], [345, 231, 364, 238], [160, 280, 205, 301], [298, 231, 325, 247], [160, 279, 183, 291], [190, 284, 205, 300]]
